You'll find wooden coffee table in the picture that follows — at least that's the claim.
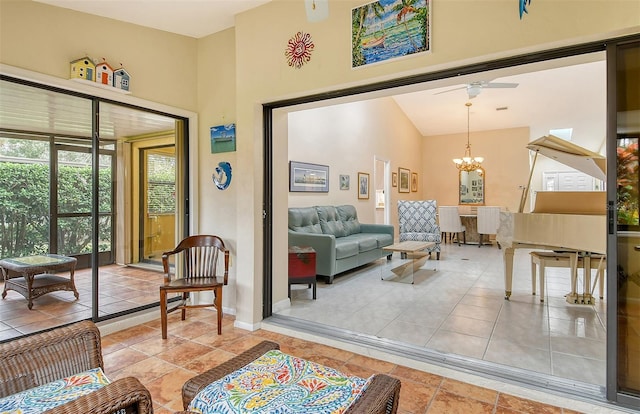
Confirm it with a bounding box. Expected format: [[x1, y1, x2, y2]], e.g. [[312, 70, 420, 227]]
[[0, 254, 79, 309], [382, 241, 436, 284]]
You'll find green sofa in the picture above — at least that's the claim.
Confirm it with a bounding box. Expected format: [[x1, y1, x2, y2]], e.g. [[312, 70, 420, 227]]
[[288, 205, 394, 284]]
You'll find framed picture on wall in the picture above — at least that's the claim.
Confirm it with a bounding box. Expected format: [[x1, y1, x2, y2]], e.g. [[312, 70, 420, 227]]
[[411, 172, 418, 192], [392, 172, 397, 187], [358, 172, 369, 199], [340, 174, 350, 190], [398, 168, 410, 193], [289, 161, 329, 192]]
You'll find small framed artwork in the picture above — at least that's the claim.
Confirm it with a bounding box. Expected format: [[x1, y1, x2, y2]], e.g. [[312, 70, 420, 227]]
[[340, 174, 350, 190], [411, 172, 418, 192], [358, 172, 369, 199], [210, 123, 236, 153], [392, 172, 397, 187], [289, 161, 329, 192], [398, 168, 410, 193]]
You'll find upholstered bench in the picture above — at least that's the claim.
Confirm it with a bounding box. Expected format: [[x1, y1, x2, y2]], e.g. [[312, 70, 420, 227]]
[[178, 340, 401, 414]]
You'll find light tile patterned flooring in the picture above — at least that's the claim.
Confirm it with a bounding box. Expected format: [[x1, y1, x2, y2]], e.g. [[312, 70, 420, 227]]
[[101, 309, 586, 414], [280, 242, 608, 387]]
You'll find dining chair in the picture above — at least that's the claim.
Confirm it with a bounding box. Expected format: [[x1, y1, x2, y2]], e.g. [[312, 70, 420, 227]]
[[159, 235, 229, 339], [477, 206, 502, 248], [438, 206, 466, 246]]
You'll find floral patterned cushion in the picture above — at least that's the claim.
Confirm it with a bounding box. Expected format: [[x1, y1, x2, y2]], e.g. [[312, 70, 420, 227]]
[[188, 350, 372, 414], [0, 368, 111, 414]]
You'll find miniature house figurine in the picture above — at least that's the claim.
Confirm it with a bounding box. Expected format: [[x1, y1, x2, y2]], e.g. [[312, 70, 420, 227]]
[[95, 60, 114, 86], [113, 67, 131, 91], [69, 56, 96, 81]]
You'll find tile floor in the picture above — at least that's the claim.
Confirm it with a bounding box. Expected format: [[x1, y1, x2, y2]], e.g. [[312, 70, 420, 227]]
[[101, 308, 587, 414], [0, 264, 163, 341], [278, 242, 608, 387]]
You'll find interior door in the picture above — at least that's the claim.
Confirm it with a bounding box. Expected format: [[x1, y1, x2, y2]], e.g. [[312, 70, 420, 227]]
[[138, 146, 176, 265]]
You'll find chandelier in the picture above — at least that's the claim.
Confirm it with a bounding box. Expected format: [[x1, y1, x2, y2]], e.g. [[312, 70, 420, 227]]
[[453, 102, 484, 172]]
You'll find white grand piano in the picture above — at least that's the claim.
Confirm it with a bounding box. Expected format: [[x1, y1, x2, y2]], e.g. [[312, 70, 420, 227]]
[[497, 135, 607, 303]]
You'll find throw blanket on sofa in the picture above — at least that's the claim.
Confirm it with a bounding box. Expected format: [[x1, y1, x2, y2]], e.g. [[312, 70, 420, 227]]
[[188, 350, 371, 413]]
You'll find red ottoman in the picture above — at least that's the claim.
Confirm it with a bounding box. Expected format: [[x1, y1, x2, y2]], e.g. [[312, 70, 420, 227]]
[[288, 246, 316, 299]]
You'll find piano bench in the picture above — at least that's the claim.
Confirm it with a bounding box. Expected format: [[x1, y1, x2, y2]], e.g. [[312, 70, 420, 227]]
[[530, 251, 606, 303]]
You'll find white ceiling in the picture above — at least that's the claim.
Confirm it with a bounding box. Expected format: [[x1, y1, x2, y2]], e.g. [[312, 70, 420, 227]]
[[34, 0, 273, 39], [27, 1, 607, 151]]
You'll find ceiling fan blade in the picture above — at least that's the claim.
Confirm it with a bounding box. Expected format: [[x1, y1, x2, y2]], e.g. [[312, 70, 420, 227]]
[[433, 86, 467, 95], [483, 82, 518, 89]]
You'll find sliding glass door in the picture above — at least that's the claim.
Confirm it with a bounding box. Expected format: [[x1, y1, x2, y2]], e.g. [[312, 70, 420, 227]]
[[607, 38, 640, 408]]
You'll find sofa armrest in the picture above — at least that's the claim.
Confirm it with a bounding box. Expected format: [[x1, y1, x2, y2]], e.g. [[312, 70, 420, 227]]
[[288, 230, 336, 276], [46, 376, 153, 414], [360, 223, 394, 239]]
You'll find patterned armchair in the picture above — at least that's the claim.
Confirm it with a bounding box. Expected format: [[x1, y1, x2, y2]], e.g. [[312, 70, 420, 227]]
[[397, 200, 441, 259]]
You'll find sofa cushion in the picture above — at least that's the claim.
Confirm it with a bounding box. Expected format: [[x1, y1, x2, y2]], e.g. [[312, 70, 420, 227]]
[[288, 207, 322, 234], [0, 368, 111, 414], [316, 206, 346, 237], [337, 205, 361, 235], [366, 232, 393, 248], [334, 238, 359, 259], [343, 234, 377, 253]]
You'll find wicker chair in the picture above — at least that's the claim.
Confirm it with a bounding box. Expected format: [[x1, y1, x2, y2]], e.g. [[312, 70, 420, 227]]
[[0, 320, 153, 414], [176, 340, 401, 414]]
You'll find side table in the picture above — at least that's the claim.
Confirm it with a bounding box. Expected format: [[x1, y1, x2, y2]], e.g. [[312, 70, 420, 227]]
[[0, 254, 79, 309], [288, 246, 316, 300]]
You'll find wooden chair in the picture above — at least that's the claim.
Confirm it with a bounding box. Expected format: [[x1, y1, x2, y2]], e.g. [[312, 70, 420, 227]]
[[160, 235, 229, 339]]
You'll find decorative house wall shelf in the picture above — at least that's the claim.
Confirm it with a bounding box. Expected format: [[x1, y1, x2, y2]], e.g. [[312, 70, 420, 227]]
[[113, 67, 131, 91], [95, 61, 114, 86], [69, 56, 131, 94], [70, 56, 96, 81]]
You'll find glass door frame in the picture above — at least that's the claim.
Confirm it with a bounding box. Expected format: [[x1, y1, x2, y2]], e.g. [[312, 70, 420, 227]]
[[605, 38, 640, 409]]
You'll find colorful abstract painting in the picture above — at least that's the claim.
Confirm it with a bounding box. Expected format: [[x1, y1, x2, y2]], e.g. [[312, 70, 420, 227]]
[[352, 0, 430, 68]]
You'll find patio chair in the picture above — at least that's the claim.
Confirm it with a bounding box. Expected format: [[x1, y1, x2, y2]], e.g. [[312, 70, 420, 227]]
[[398, 200, 441, 259], [0, 320, 152, 414], [160, 234, 230, 339]]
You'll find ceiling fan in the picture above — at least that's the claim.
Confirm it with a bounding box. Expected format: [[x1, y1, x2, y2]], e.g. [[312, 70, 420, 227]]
[[435, 80, 518, 99]]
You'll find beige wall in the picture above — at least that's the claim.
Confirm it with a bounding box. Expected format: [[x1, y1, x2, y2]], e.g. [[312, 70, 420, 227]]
[[2, 0, 639, 329], [0, 1, 198, 111], [287, 97, 423, 223], [423, 127, 530, 212]]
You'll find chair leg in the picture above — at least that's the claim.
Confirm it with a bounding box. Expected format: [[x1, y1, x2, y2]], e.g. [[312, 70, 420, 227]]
[[160, 289, 168, 339], [436, 252, 440, 260], [181, 293, 188, 321], [463, 232, 466, 245], [214, 286, 222, 335], [456, 232, 461, 246]]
